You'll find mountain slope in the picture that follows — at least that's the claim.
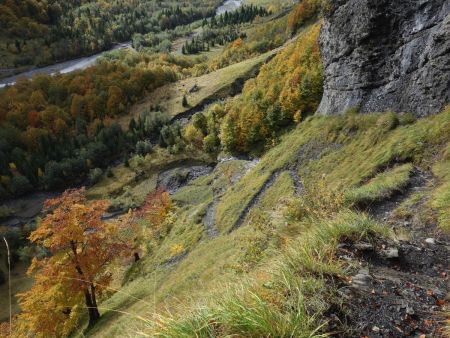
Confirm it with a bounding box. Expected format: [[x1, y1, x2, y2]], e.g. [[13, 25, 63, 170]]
[[81, 106, 450, 337]]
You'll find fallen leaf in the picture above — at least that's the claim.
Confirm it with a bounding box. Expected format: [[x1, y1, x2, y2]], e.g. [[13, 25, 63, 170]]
[[436, 299, 445, 306]]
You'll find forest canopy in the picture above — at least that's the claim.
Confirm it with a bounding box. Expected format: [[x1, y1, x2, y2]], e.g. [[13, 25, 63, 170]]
[[0, 0, 222, 68], [0, 53, 201, 197]]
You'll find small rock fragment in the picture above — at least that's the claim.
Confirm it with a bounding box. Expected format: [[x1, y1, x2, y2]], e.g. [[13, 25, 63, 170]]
[[406, 306, 414, 315], [354, 242, 374, 250], [425, 238, 435, 244], [382, 247, 399, 258], [351, 269, 372, 290], [372, 326, 380, 332]]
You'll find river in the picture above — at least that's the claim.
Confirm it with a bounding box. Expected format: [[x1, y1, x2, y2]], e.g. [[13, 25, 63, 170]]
[[0, 42, 132, 88], [216, 0, 242, 15], [0, 0, 243, 88]]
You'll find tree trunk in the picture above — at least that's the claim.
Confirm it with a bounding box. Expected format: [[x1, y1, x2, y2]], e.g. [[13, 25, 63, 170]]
[[70, 241, 100, 326], [84, 288, 100, 327]]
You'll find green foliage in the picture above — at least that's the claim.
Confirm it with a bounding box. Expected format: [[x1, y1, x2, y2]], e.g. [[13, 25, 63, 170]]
[[9, 175, 32, 196], [207, 15, 289, 71], [182, 5, 270, 55], [136, 140, 153, 156], [181, 95, 189, 108], [183, 104, 225, 154], [89, 168, 103, 185], [106, 167, 114, 178], [0, 0, 221, 68], [0, 55, 188, 196]]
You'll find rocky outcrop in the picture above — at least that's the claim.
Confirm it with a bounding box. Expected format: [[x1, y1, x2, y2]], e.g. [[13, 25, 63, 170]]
[[317, 0, 450, 117]]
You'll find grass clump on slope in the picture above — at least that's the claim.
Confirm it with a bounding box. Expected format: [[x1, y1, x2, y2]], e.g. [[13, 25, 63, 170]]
[[344, 163, 413, 206]]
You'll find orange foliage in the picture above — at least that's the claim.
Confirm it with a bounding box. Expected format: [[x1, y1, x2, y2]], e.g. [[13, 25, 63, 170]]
[[27, 111, 39, 127], [287, 0, 322, 33], [220, 24, 323, 153], [16, 188, 133, 337], [137, 189, 173, 231]]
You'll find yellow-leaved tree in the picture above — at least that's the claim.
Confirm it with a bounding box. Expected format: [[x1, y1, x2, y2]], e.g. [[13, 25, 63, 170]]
[[16, 188, 132, 337]]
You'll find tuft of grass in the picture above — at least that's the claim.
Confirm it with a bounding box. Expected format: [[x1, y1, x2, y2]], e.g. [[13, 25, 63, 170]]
[[430, 145, 450, 232], [282, 210, 387, 277], [344, 163, 413, 206]]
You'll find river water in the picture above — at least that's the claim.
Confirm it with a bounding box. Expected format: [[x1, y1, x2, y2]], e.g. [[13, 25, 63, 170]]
[[0, 42, 132, 88], [0, 0, 243, 89], [216, 0, 242, 15]]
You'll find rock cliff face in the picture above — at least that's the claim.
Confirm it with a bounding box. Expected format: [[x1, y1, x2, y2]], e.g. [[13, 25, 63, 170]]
[[317, 0, 450, 117]]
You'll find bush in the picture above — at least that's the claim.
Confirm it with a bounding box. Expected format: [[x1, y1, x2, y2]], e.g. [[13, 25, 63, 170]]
[[106, 167, 114, 178], [182, 95, 189, 108], [88, 168, 103, 185], [136, 140, 153, 155], [203, 133, 220, 154], [10, 175, 33, 196]]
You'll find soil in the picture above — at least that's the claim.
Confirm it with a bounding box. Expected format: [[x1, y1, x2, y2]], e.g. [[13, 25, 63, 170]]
[[332, 168, 450, 337]]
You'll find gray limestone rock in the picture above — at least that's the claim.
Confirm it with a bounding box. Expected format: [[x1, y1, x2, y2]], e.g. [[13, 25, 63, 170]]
[[317, 0, 450, 117]]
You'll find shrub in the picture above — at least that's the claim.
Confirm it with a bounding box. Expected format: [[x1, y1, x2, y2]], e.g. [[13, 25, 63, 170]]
[[10, 175, 33, 196], [88, 168, 103, 185], [203, 133, 220, 154], [106, 167, 114, 178], [136, 140, 153, 155], [182, 95, 189, 108]]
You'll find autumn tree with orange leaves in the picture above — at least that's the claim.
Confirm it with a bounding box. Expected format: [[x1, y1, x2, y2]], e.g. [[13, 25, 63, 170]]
[[16, 188, 132, 337]]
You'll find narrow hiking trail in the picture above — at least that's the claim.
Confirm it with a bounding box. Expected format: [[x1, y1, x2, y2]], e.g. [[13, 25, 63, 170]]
[[334, 167, 450, 337], [228, 169, 283, 233], [228, 161, 304, 233]]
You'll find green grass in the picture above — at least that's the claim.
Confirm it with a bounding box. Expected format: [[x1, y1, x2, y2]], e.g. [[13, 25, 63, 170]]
[[80, 107, 450, 337], [233, 171, 296, 232], [345, 163, 413, 205], [151, 210, 386, 337], [172, 184, 213, 206], [216, 108, 450, 233], [430, 143, 450, 232]]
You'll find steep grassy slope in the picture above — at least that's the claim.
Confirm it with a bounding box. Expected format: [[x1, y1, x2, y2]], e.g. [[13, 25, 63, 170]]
[[82, 106, 450, 337], [124, 50, 277, 124]]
